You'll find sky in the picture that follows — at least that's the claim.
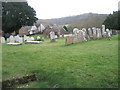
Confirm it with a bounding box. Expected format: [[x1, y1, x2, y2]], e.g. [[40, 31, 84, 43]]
[[27, 0, 119, 19]]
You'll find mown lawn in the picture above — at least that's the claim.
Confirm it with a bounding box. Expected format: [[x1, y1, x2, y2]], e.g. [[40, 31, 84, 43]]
[[2, 35, 119, 88]]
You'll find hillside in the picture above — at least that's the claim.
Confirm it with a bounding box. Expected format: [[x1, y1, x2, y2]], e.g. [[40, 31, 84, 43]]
[[37, 13, 108, 29]]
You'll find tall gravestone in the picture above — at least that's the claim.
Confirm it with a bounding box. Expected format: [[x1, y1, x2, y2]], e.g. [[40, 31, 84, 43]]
[[96, 28, 100, 39], [36, 36, 40, 40], [6, 38, 10, 42], [50, 31, 56, 42], [24, 35, 27, 41], [106, 29, 111, 40], [102, 25, 106, 37], [88, 28, 93, 40], [82, 28, 88, 41], [92, 27, 97, 40]]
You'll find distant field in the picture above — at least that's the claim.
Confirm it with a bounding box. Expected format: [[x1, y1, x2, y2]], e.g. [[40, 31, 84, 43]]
[[2, 35, 119, 88]]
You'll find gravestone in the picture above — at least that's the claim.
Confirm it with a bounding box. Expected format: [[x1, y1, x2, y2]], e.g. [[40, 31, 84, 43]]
[[41, 37, 44, 41], [24, 35, 27, 41], [82, 28, 88, 41], [9, 35, 15, 43], [6, 38, 10, 42], [0, 37, 5, 43], [14, 35, 20, 42], [31, 37, 35, 41], [96, 28, 100, 39], [36, 36, 40, 40], [73, 28, 79, 35], [65, 36, 73, 45], [19, 37, 23, 43], [26, 36, 31, 41], [92, 27, 97, 40], [50, 31, 56, 42], [106, 29, 111, 40], [102, 25, 106, 37], [88, 28, 93, 40]]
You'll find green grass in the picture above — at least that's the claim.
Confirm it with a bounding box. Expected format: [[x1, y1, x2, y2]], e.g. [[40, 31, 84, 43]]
[[2, 35, 119, 88]]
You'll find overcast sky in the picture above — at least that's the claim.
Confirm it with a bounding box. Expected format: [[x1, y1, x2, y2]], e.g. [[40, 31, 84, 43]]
[[27, 0, 119, 19]]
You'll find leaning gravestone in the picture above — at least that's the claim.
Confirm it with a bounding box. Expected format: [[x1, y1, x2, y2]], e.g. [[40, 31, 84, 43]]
[[26, 36, 31, 41], [73, 34, 78, 43], [0, 37, 5, 43], [9, 35, 15, 43], [98, 28, 102, 38], [88, 28, 93, 40], [50, 31, 56, 42], [65, 36, 73, 45]]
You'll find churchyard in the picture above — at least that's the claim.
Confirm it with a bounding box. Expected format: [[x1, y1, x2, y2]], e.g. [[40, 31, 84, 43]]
[[0, 24, 119, 88], [1, 25, 119, 88]]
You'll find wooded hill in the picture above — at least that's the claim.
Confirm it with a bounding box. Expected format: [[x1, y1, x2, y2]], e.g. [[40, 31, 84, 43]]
[[37, 13, 108, 29]]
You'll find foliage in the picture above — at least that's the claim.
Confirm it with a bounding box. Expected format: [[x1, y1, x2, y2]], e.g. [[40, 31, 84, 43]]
[[63, 24, 74, 33], [2, 2, 38, 34], [103, 11, 119, 30], [2, 35, 118, 88]]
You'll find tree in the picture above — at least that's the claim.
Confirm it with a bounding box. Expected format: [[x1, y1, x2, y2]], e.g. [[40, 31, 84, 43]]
[[103, 11, 119, 30], [2, 2, 38, 35]]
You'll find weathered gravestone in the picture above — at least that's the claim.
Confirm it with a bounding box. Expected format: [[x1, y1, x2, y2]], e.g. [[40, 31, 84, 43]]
[[96, 28, 100, 39], [92, 27, 97, 40], [26, 36, 32, 41], [31, 37, 35, 41], [106, 29, 111, 40], [36, 36, 41, 40], [6, 38, 10, 42], [82, 28, 88, 41], [73, 28, 79, 35], [9, 35, 15, 43], [18, 37, 23, 43], [14, 35, 20, 42], [65, 36, 73, 45], [50, 31, 56, 42], [0, 37, 5, 43], [88, 28, 93, 40], [23, 35, 27, 41], [41, 37, 44, 41], [102, 25, 106, 37]]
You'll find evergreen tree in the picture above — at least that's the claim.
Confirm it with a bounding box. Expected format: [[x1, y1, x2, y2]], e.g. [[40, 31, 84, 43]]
[[2, 2, 38, 35], [103, 11, 119, 30]]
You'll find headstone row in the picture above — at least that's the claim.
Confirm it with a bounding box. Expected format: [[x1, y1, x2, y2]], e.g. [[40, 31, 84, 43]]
[[0, 35, 43, 44], [65, 25, 112, 45]]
